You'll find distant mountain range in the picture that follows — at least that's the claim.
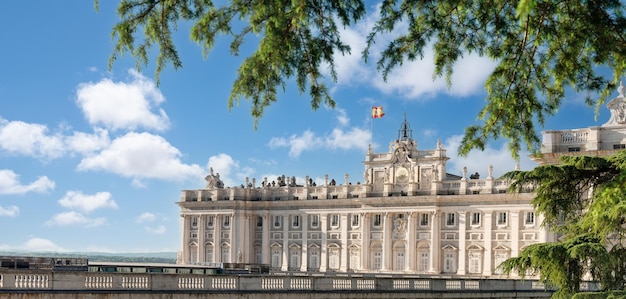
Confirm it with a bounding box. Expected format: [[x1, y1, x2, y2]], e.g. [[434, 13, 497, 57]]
[[0, 251, 178, 264]]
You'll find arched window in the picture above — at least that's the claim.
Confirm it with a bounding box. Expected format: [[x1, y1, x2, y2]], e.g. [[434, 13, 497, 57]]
[[349, 246, 360, 270], [189, 242, 198, 264], [416, 241, 430, 273], [309, 248, 319, 270], [328, 244, 341, 270], [290, 246, 301, 270], [493, 245, 510, 274], [271, 246, 282, 268], [221, 244, 231, 263], [442, 245, 458, 273], [371, 242, 382, 270], [393, 241, 406, 271], [205, 243, 214, 263]]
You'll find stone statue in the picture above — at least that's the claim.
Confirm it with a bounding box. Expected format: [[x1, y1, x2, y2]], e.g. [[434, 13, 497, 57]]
[[604, 81, 626, 126], [204, 167, 224, 189]]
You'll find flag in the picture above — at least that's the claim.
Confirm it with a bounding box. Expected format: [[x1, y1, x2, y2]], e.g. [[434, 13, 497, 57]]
[[372, 106, 385, 119]]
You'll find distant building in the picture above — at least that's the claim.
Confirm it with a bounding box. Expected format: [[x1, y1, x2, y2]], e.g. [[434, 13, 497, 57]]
[[177, 82, 625, 277]]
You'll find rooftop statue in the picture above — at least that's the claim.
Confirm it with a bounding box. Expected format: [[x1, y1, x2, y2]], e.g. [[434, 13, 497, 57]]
[[604, 81, 626, 126], [204, 167, 224, 189]]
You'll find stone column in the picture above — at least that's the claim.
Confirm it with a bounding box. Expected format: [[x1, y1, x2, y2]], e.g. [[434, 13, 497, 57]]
[[229, 213, 235, 263], [382, 212, 390, 271], [282, 214, 289, 271], [407, 212, 416, 271], [361, 213, 370, 270], [511, 211, 520, 258], [181, 215, 189, 264], [320, 214, 328, 272], [429, 211, 440, 273], [457, 211, 466, 275], [215, 215, 222, 263], [340, 214, 349, 271], [198, 215, 206, 263], [538, 213, 548, 242], [300, 213, 308, 271], [483, 212, 493, 276], [262, 213, 270, 264]]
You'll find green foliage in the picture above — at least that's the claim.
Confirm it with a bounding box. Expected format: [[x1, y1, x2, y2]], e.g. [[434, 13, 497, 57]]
[[501, 152, 626, 297], [101, 0, 625, 157], [103, 0, 364, 128]]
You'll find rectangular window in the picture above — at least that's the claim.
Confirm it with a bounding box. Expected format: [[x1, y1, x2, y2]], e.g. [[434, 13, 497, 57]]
[[223, 215, 230, 228], [273, 215, 282, 228], [292, 215, 300, 228], [373, 214, 382, 227], [614, 144, 626, 149], [497, 212, 507, 226], [191, 216, 198, 228], [351, 214, 360, 227], [446, 213, 456, 226], [525, 211, 535, 225], [256, 216, 263, 227], [207, 216, 214, 228], [471, 212, 481, 226], [568, 147, 581, 152], [420, 213, 429, 226], [331, 214, 339, 227], [311, 215, 319, 228]]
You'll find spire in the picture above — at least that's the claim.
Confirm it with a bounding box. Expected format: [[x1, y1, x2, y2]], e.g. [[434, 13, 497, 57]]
[[398, 112, 413, 141]]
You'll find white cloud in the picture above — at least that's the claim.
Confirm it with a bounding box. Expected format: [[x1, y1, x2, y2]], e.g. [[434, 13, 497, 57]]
[[136, 212, 156, 223], [0, 118, 111, 160], [0, 169, 55, 195], [330, 7, 497, 100], [145, 225, 166, 234], [77, 132, 204, 182], [269, 130, 323, 158], [0, 118, 65, 159], [326, 127, 371, 151], [0, 205, 19, 217], [65, 128, 110, 155], [268, 127, 371, 158], [335, 107, 350, 126], [443, 135, 537, 178], [76, 69, 170, 132], [46, 211, 107, 227], [22, 238, 66, 252], [58, 191, 118, 213]]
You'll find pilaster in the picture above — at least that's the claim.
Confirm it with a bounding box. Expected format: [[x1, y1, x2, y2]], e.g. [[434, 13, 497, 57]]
[[281, 214, 289, 271], [320, 214, 328, 272], [340, 214, 349, 271], [457, 211, 466, 275], [300, 213, 308, 271], [483, 212, 493, 276]]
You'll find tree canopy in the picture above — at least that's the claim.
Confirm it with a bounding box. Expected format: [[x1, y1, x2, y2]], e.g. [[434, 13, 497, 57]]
[[96, 0, 626, 159], [500, 151, 626, 298]]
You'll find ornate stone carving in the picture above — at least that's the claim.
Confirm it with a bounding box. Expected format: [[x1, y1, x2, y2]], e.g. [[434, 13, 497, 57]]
[[204, 167, 224, 189], [604, 81, 626, 126]]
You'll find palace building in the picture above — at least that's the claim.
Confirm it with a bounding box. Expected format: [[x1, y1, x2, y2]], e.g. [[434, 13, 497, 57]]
[[177, 82, 626, 277]]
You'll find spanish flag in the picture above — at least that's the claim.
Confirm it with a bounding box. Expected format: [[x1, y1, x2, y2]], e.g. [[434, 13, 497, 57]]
[[372, 106, 385, 118]]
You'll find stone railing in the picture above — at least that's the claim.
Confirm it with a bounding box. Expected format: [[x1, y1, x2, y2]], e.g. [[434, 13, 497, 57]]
[[181, 178, 528, 202], [541, 128, 600, 153], [0, 270, 586, 293]]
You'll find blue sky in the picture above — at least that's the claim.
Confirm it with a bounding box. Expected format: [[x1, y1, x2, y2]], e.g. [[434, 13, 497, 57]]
[[0, 1, 613, 253]]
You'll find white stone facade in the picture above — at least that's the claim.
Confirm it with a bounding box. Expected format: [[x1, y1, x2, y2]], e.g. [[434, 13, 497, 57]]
[[535, 81, 626, 164], [177, 117, 560, 278]]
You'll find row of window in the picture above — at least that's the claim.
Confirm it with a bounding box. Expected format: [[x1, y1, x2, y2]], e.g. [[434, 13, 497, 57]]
[[189, 212, 536, 230], [194, 245, 508, 275]]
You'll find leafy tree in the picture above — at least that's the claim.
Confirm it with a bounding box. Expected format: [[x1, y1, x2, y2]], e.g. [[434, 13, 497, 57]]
[[500, 151, 626, 298], [96, 0, 626, 159]]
